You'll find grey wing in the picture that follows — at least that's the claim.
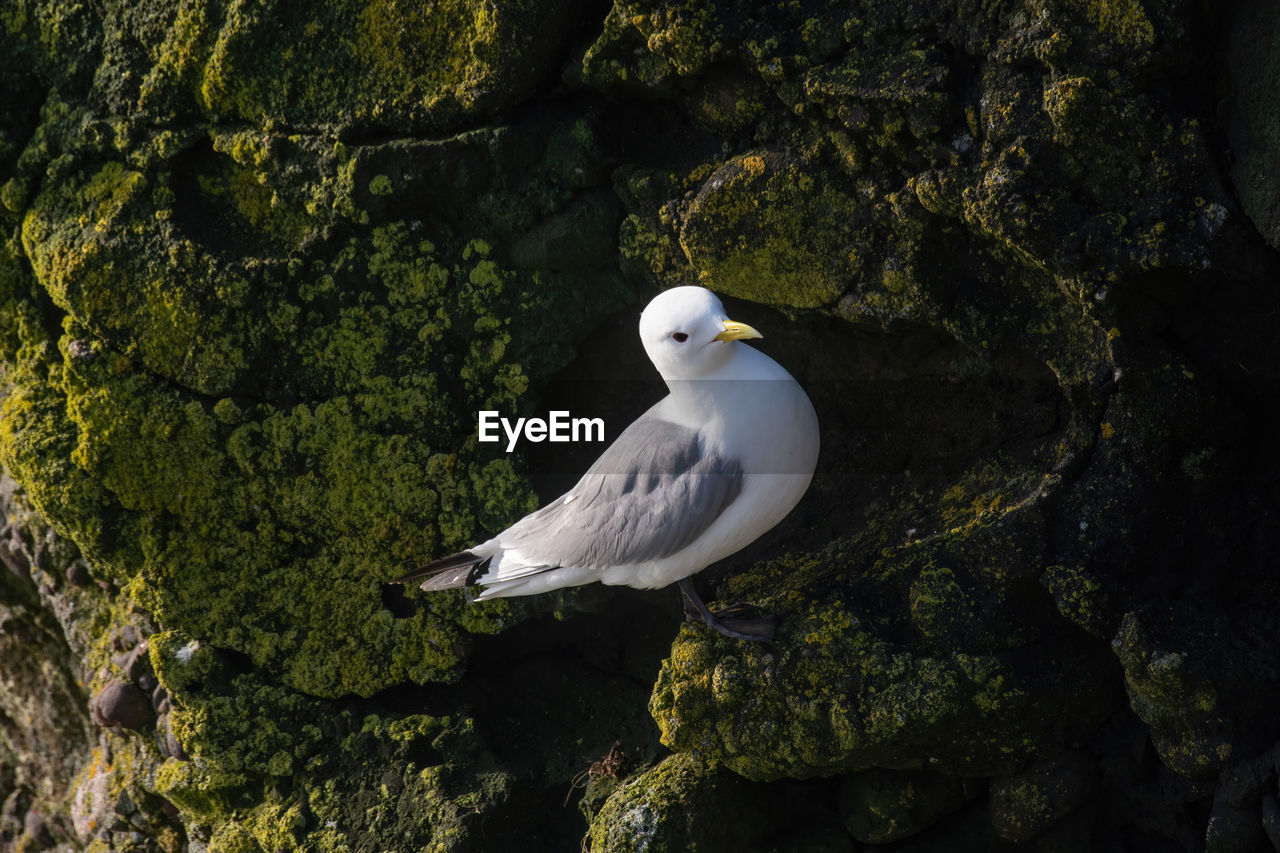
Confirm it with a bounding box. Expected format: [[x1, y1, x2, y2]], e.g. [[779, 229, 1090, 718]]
[[497, 413, 743, 570]]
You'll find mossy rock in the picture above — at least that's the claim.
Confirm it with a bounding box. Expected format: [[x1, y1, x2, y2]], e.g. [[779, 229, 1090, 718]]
[[651, 578, 1116, 781], [3, 97, 634, 700], [1040, 564, 1115, 639], [1111, 612, 1234, 780], [585, 753, 776, 853], [154, 705, 516, 852], [677, 151, 852, 309], [140, 0, 592, 134], [840, 767, 981, 844], [988, 752, 1096, 842], [1, 303, 525, 697], [145, 628, 547, 851], [649, 494, 1123, 782]]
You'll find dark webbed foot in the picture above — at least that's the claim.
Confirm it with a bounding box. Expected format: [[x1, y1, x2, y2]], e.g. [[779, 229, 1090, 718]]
[[706, 603, 780, 643], [678, 577, 779, 643]]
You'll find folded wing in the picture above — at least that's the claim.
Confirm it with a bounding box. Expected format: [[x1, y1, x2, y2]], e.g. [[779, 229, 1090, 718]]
[[499, 414, 743, 570], [396, 413, 743, 592]]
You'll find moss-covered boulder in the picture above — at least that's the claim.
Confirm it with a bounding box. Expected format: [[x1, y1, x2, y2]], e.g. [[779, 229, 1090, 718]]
[[190, 0, 591, 134], [650, 522, 1118, 781], [839, 767, 981, 844], [1, 14, 636, 700], [988, 752, 1095, 842], [585, 753, 774, 853], [677, 151, 853, 308]]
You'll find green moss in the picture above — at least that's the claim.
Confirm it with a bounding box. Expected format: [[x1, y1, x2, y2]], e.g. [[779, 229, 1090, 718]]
[[20, 157, 254, 394], [153, 664, 513, 851], [586, 753, 775, 852], [651, 593, 1112, 780], [840, 768, 980, 843], [207, 822, 263, 853], [677, 151, 849, 309], [6, 123, 633, 696], [196, 133, 315, 249], [39, 331, 514, 694], [579, 1, 724, 95], [1040, 564, 1113, 638], [146, 628, 530, 849], [653, 507, 1116, 780], [1111, 613, 1234, 779], [988, 752, 1095, 842], [0, 232, 46, 372], [8, 193, 631, 697], [186, 0, 587, 134], [1083, 0, 1156, 52], [908, 567, 979, 651]]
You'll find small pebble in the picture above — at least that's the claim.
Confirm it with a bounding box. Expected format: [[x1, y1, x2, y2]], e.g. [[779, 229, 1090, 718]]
[[114, 643, 151, 683], [91, 682, 155, 731]]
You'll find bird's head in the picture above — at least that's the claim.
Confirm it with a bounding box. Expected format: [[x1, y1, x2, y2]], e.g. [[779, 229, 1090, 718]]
[[639, 286, 762, 382]]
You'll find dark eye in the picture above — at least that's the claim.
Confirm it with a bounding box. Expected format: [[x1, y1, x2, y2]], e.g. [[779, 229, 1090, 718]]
[[671, 332, 688, 342]]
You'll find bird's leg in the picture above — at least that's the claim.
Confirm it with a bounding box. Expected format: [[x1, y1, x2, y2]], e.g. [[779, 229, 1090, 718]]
[[676, 577, 779, 643], [679, 582, 703, 621]]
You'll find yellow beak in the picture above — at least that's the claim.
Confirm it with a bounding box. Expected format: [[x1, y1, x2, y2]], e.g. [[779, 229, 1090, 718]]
[[713, 319, 763, 342]]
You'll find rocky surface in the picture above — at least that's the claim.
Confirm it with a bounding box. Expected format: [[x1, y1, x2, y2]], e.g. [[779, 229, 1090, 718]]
[[3, 0, 1280, 851]]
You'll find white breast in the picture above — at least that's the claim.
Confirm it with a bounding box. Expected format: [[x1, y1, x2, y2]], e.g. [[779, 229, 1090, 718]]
[[602, 344, 819, 589]]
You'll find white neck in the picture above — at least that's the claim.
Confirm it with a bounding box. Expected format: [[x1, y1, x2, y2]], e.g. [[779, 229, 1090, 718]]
[[658, 343, 794, 432]]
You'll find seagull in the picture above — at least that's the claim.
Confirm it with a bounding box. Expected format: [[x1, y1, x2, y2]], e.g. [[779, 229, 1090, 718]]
[[395, 285, 820, 641]]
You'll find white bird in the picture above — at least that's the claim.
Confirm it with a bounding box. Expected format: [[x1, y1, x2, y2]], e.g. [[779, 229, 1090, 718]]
[[395, 285, 820, 641]]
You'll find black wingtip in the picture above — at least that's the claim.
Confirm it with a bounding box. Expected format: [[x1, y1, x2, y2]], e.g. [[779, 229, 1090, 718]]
[[392, 551, 490, 591]]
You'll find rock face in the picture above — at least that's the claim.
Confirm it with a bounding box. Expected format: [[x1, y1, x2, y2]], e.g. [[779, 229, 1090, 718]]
[[2, 1, 1280, 851]]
